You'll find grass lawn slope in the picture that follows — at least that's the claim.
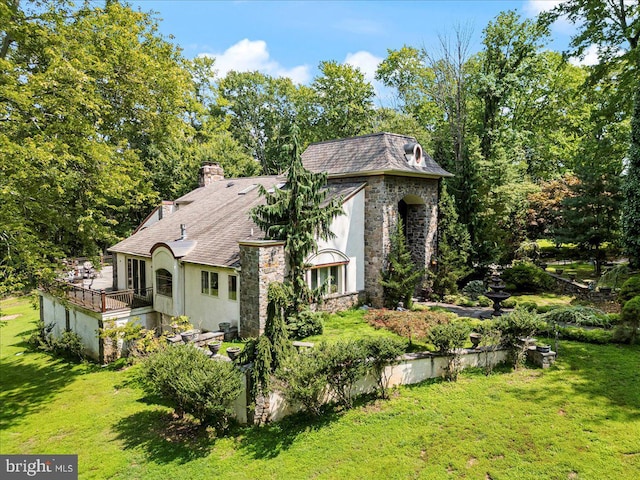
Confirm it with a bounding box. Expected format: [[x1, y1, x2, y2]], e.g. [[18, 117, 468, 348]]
[[1, 296, 639, 479]]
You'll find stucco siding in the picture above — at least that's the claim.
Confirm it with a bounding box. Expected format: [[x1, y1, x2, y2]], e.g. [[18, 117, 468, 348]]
[[183, 263, 240, 332]]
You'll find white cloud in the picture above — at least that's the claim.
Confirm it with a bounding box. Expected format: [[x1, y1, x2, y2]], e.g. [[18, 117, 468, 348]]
[[343, 51, 394, 106], [523, 0, 564, 16], [568, 44, 600, 66], [523, 0, 576, 35], [200, 39, 311, 84], [344, 51, 382, 83]]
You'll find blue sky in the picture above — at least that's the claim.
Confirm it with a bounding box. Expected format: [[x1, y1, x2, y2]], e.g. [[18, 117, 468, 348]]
[[128, 0, 579, 89]]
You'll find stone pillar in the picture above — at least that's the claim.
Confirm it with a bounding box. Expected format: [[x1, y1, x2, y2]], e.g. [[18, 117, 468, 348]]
[[238, 240, 285, 337]]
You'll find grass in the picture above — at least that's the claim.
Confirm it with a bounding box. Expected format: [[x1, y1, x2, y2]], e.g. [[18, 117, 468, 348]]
[[2, 296, 640, 479], [546, 261, 600, 282], [306, 308, 402, 344], [511, 293, 575, 308]]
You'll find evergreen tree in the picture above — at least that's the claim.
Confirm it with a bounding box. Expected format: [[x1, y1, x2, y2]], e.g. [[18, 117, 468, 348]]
[[251, 125, 344, 312], [380, 218, 424, 309], [623, 92, 640, 268], [554, 126, 624, 274], [432, 184, 471, 296]]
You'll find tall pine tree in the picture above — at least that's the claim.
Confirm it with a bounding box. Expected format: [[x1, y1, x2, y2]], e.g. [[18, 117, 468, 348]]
[[380, 218, 424, 309], [251, 125, 344, 312]]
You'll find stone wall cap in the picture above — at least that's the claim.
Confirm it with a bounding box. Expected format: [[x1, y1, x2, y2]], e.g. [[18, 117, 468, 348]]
[[238, 240, 286, 247]]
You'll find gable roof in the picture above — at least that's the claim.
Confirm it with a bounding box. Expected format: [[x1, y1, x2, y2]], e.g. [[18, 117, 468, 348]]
[[302, 132, 452, 178], [109, 176, 365, 268]]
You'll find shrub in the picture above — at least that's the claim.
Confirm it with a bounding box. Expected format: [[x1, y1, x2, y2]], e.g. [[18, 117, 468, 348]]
[[140, 344, 242, 430], [476, 323, 503, 375], [516, 301, 538, 312], [366, 309, 452, 344], [362, 337, 405, 399], [461, 280, 486, 300], [321, 340, 369, 409], [558, 326, 614, 344], [598, 264, 631, 289], [380, 218, 424, 309], [501, 297, 517, 308], [287, 309, 325, 339], [542, 306, 610, 328], [618, 276, 640, 304], [428, 322, 470, 381], [477, 295, 493, 307], [495, 308, 543, 369], [428, 323, 470, 354], [277, 349, 328, 416], [27, 321, 85, 361], [617, 295, 640, 344], [501, 261, 554, 292]]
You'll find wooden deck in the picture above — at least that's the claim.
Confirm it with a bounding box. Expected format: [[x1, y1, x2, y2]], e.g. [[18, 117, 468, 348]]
[[57, 283, 153, 313]]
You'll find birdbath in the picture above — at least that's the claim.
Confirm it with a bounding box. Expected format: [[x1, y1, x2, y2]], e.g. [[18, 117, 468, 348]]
[[485, 274, 511, 316]]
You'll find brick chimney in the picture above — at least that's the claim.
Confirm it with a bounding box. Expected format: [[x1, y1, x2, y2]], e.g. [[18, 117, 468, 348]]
[[198, 162, 224, 187]]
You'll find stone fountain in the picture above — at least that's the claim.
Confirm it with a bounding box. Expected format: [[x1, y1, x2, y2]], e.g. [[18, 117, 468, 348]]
[[485, 274, 511, 316]]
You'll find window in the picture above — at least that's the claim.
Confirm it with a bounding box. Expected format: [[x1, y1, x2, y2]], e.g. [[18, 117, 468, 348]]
[[201, 271, 219, 296], [229, 275, 237, 300], [309, 264, 344, 295], [127, 258, 146, 294], [156, 269, 172, 297]]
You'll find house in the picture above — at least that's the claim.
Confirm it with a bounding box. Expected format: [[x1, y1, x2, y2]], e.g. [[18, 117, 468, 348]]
[[39, 133, 451, 361]]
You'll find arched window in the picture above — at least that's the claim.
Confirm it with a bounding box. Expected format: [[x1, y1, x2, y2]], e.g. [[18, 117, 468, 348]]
[[156, 269, 173, 297], [306, 250, 349, 295]]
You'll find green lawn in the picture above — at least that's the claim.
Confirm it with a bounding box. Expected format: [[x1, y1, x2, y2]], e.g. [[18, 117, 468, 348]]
[[510, 293, 575, 307], [2, 296, 640, 479], [306, 308, 403, 344]]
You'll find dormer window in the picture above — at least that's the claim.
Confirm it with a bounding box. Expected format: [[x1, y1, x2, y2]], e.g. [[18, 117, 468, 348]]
[[403, 142, 423, 166]]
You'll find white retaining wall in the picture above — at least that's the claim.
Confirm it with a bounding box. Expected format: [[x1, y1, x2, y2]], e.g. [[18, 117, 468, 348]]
[[231, 348, 509, 424]]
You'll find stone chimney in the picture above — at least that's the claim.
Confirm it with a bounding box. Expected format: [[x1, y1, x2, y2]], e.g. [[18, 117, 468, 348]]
[[198, 162, 224, 187]]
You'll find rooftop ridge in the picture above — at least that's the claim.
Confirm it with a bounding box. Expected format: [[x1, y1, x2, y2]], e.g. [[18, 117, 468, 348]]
[[305, 131, 417, 148]]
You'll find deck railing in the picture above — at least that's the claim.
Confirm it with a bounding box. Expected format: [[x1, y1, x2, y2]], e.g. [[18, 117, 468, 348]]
[[53, 282, 153, 313]]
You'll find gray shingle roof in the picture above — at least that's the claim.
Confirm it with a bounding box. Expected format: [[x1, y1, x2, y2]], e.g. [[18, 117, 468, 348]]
[[109, 176, 365, 268], [302, 132, 452, 178]]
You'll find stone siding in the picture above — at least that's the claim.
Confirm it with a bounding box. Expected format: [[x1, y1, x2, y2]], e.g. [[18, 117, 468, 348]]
[[312, 291, 366, 313], [239, 241, 285, 337], [329, 175, 439, 307]]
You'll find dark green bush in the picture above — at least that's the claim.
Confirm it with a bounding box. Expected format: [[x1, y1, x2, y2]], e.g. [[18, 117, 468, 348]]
[[501, 261, 554, 292], [140, 344, 242, 430], [617, 295, 640, 344], [542, 306, 611, 328], [461, 280, 486, 300], [618, 276, 640, 304], [287, 309, 325, 339]]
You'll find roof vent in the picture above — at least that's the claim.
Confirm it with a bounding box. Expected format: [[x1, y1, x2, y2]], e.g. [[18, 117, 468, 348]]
[[238, 184, 258, 195], [180, 224, 187, 240], [404, 142, 423, 166]]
